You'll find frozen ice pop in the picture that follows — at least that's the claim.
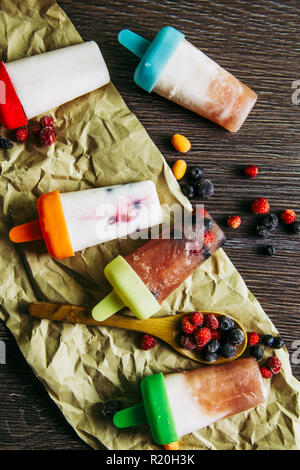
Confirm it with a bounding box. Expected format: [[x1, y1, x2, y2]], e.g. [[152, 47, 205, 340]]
[[0, 41, 110, 129], [92, 210, 225, 320], [9, 181, 162, 260], [113, 358, 267, 446], [118, 27, 257, 132]]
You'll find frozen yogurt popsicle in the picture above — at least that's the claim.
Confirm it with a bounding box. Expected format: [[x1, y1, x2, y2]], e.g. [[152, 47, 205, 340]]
[[118, 27, 257, 132], [113, 358, 267, 446], [92, 210, 225, 320], [9, 181, 162, 260], [0, 41, 110, 129]]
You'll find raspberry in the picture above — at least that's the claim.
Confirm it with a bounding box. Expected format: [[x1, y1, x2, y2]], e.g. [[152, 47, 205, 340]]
[[189, 311, 204, 327], [180, 334, 196, 350], [227, 215, 241, 229], [280, 209, 296, 225], [204, 314, 219, 331], [15, 126, 29, 143], [181, 316, 196, 335], [260, 366, 273, 379], [251, 197, 270, 215], [40, 126, 55, 146], [267, 356, 281, 374], [247, 332, 260, 346], [195, 327, 211, 347], [140, 334, 157, 350], [40, 115, 54, 128], [204, 231, 215, 246], [244, 165, 258, 178], [210, 330, 221, 341]]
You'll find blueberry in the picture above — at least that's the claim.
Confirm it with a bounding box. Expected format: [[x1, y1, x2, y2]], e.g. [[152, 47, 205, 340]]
[[188, 166, 204, 181], [219, 343, 237, 358], [261, 334, 275, 347], [204, 217, 213, 231], [203, 351, 218, 363], [256, 225, 270, 238], [262, 213, 279, 230], [201, 246, 211, 259], [290, 221, 300, 234], [227, 328, 245, 346], [264, 245, 275, 256], [182, 184, 195, 199], [207, 339, 220, 353], [220, 316, 235, 331], [196, 179, 214, 199], [250, 345, 264, 360], [100, 400, 122, 419], [273, 337, 284, 349]]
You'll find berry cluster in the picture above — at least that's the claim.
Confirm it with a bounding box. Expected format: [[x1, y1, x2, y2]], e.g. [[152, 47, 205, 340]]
[[246, 331, 284, 377], [181, 166, 214, 200], [8, 115, 56, 147], [179, 312, 245, 363]]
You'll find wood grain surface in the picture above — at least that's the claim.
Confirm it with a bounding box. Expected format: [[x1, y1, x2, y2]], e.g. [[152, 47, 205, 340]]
[[0, 0, 299, 450]]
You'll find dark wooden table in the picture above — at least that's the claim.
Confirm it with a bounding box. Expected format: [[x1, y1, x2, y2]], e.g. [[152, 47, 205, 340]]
[[0, 0, 299, 450]]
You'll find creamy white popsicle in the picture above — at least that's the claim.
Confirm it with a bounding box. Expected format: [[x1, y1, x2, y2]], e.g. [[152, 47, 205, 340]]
[[60, 180, 163, 252], [9, 181, 162, 260], [1, 41, 110, 127]]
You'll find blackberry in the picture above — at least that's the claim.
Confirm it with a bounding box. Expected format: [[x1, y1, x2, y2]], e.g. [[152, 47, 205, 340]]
[[182, 183, 195, 199], [256, 225, 270, 238], [227, 328, 245, 346], [219, 343, 237, 358], [262, 213, 279, 230], [261, 334, 275, 347], [203, 351, 218, 363], [206, 339, 220, 353], [0, 136, 13, 150], [100, 400, 122, 419], [273, 337, 284, 349], [290, 221, 300, 234], [250, 345, 264, 360], [264, 245, 275, 256], [220, 316, 235, 331], [204, 217, 213, 231], [196, 179, 214, 199], [188, 166, 203, 181]]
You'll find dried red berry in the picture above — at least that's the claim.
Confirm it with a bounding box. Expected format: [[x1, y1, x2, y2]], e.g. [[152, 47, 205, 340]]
[[40, 115, 54, 128], [204, 314, 219, 331], [280, 209, 296, 225], [15, 127, 29, 143], [244, 165, 258, 178], [227, 215, 241, 229], [260, 366, 273, 379], [251, 197, 270, 215], [204, 231, 215, 246], [247, 332, 260, 346], [189, 311, 204, 327], [267, 356, 281, 374], [140, 334, 157, 351], [210, 330, 221, 341], [181, 316, 197, 335], [194, 327, 212, 347], [40, 126, 55, 146], [180, 335, 196, 350]]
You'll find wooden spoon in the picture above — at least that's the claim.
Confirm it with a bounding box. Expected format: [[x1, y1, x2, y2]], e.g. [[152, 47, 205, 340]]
[[28, 301, 247, 365]]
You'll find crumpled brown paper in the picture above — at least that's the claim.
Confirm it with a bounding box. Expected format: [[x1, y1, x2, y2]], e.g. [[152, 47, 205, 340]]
[[0, 0, 299, 451]]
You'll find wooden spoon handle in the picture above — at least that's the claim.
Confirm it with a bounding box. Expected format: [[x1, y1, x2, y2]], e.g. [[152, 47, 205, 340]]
[[28, 301, 156, 334]]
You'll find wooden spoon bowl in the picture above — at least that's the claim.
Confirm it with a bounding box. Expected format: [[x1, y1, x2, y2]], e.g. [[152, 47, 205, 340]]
[[29, 302, 247, 365]]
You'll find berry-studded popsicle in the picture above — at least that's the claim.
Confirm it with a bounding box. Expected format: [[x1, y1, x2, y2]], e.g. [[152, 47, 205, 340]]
[[118, 27, 257, 132], [92, 210, 225, 320], [9, 181, 162, 260], [113, 358, 267, 447], [0, 41, 110, 129]]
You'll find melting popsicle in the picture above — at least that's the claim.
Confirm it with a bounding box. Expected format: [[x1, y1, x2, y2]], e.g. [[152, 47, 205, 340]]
[[118, 27, 257, 132], [113, 357, 267, 446], [0, 41, 110, 129], [9, 181, 162, 260], [92, 210, 226, 320]]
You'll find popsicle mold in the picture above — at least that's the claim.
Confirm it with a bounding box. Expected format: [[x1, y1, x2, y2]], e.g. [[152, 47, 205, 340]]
[[0, 41, 110, 129], [118, 26, 257, 132]]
